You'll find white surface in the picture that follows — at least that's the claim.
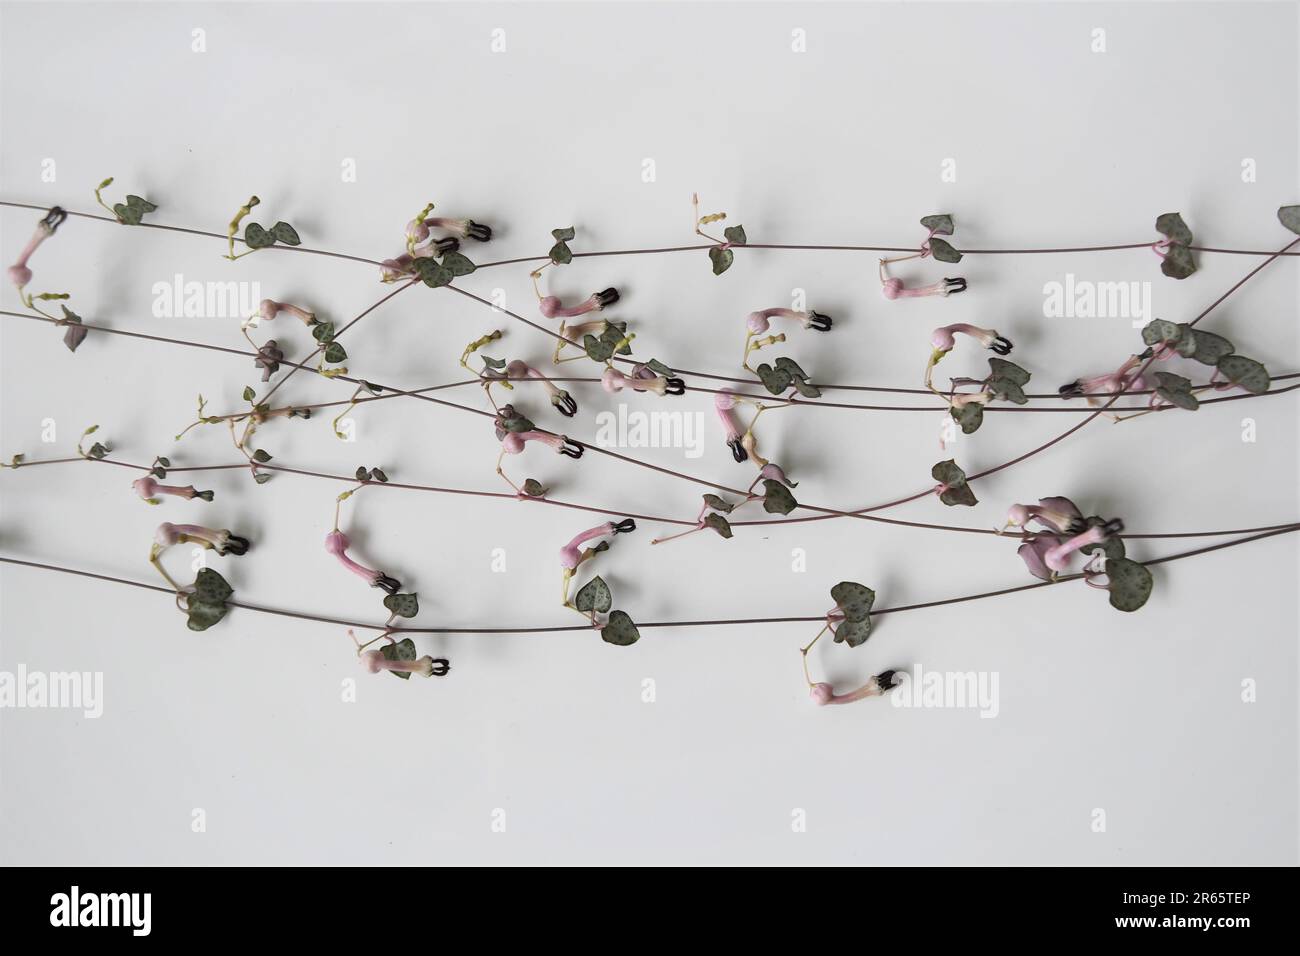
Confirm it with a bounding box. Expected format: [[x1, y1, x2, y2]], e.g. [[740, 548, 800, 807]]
[[0, 1, 1296, 865]]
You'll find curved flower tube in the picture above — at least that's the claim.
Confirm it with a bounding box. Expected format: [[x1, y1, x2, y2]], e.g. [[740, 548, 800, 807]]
[[559, 519, 636, 570], [132, 475, 213, 504], [359, 649, 448, 678], [540, 288, 620, 319], [1059, 354, 1149, 398], [7, 207, 66, 290], [601, 367, 685, 397], [1044, 521, 1123, 573], [1003, 496, 1084, 536], [507, 360, 578, 416], [251, 299, 316, 328], [411, 236, 461, 259], [499, 430, 584, 459], [879, 258, 966, 300], [424, 217, 492, 242], [745, 308, 832, 333], [714, 390, 748, 462], [324, 529, 401, 594], [930, 323, 1012, 355], [809, 670, 900, 706], [154, 522, 249, 556]]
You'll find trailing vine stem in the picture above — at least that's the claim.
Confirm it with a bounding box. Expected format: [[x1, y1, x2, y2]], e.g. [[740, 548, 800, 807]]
[[5, 200, 1300, 264], [3, 236, 1297, 542], [4, 307, 1296, 408], [1, 523, 1294, 634], [6, 452, 1297, 542]]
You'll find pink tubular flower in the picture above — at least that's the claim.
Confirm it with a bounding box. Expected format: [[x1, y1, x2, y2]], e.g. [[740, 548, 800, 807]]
[[499, 430, 584, 459], [1003, 496, 1084, 535], [1016, 535, 1060, 581], [379, 254, 414, 281], [1059, 354, 1149, 398], [601, 367, 685, 397], [359, 649, 446, 678], [253, 299, 316, 326], [745, 308, 832, 333], [411, 236, 460, 259], [132, 475, 213, 504], [324, 529, 401, 594], [559, 519, 636, 570], [931, 324, 1013, 355], [507, 359, 577, 416], [1044, 521, 1122, 573], [8, 207, 66, 290], [759, 462, 797, 487], [809, 670, 900, 706], [540, 288, 619, 319], [882, 276, 967, 299], [154, 522, 249, 555], [423, 217, 492, 242], [714, 390, 748, 462]]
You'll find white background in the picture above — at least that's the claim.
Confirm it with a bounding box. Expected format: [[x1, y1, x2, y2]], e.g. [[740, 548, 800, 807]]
[[1, 1, 1296, 865]]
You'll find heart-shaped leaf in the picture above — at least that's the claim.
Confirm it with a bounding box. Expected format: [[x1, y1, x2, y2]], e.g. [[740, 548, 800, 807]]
[[920, 214, 955, 236], [380, 637, 418, 679], [324, 342, 348, 364], [931, 459, 967, 487], [1216, 354, 1270, 394], [833, 617, 872, 648], [1161, 243, 1196, 279], [709, 246, 734, 275], [703, 513, 733, 538], [1106, 557, 1153, 612], [761, 479, 798, 515], [442, 251, 477, 276], [723, 224, 747, 245], [192, 568, 233, 604], [551, 226, 576, 242], [601, 609, 640, 646], [244, 222, 275, 248], [950, 402, 984, 434], [583, 333, 613, 363], [574, 575, 612, 614], [702, 493, 733, 514], [1186, 330, 1234, 365], [311, 321, 336, 343], [987, 358, 1030, 387], [521, 478, 547, 498], [185, 597, 228, 632], [989, 379, 1028, 405], [114, 202, 143, 225], [125, 195, 157, 213], [1153, 371, 1199, 410], [1155, 212, 1193, 246], [755, 363, 790, 395], [383, 593, 420, 619], [270, 221, 300, 245], [830, 581, 875, 623], [940, 483, 979, 507], [644, 358, 675, 377], [413, 257, 454, 287], [1141, 319, 1182, 347], [549, 240, 573, 265], [928, 237, 963, 263]]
